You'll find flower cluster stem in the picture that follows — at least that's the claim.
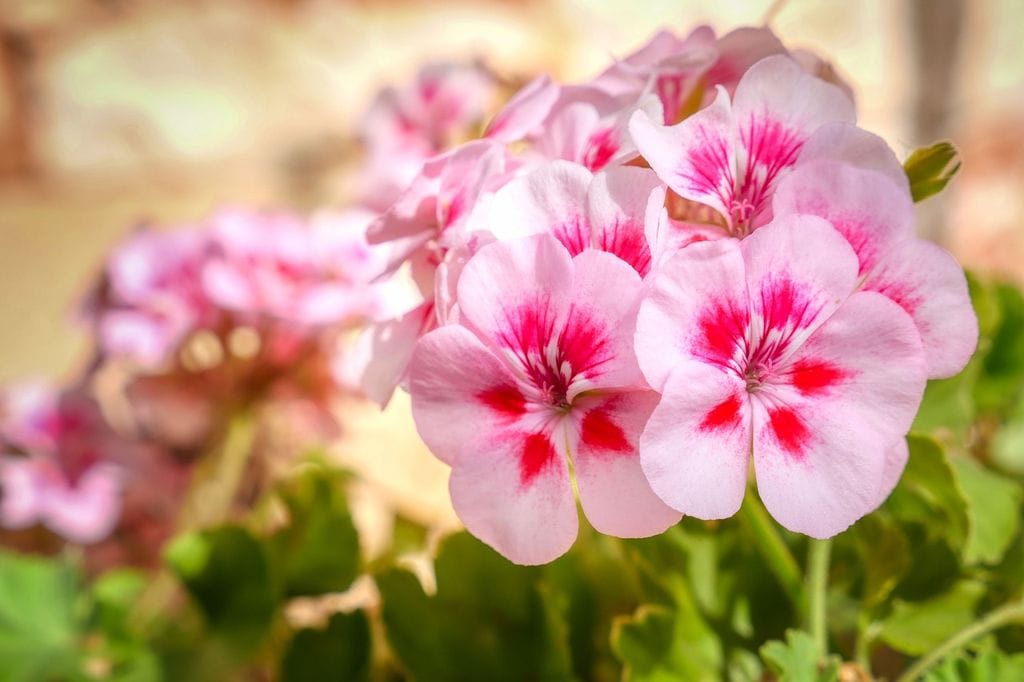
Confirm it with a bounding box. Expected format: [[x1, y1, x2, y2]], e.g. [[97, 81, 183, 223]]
[[896, 598, 1024, 682], [738, 491, 803, 609], [806, 537, 832, 658]]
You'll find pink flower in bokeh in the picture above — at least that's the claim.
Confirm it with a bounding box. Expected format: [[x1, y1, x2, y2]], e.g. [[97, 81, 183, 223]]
[[630, 55, 856, 233], [410, 235, 680, 564], [0, 384, 122, 544], [359, 61, 498, 210], [202, 207, 407, 329], [91, 227, 216, 368], [636, 218, 927, 538]]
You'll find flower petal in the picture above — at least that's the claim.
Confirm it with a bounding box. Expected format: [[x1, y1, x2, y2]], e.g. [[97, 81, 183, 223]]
[[772, 161, 914, 273], [639, 360, 751, 519], [587, 166, 663, 275], [43, 464, 122, 544], [570, 391, 682, 537], [410, 325, 525, 466], [448, 424, 578, 565], [866, 238, 978, 379], [797, 122, 909, 191], [740, 216, 861, 354], [484, 161, 593, 251], [635, 238, 747, 390]]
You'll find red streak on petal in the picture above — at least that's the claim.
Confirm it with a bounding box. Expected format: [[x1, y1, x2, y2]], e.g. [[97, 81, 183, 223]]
[[769, 407, 810, 459], [696, 299, 747, 367], [580, 409, 631, 454], [477, 385, 527, 417], [520, 432, 556, 485], [552, 216, 590, 256], [790, 360, 848, 395], [583, 127, 619, 171], [699, 393, 743, 431]]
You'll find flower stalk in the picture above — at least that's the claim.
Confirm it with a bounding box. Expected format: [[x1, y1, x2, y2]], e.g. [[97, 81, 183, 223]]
[[806, 537, 832, 658], [738, 491, 803, 609], [896, 598, 1024, 682]]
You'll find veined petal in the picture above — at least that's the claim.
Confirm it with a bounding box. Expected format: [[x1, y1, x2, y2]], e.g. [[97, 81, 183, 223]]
[[866, 238, 978, 379], [640, 360, 751, 519], [410, 325, 527, 466], [457, 234, 575, 344], [587, 166, 663, 275], [635, 238, 747, 390], [569, 391, 681, 537], [772, 161, 915, 274], [629, 89, 737, 224], [753, 291, 927, 537], [740, 216, 861, 359], [448, 423, 578, 565]]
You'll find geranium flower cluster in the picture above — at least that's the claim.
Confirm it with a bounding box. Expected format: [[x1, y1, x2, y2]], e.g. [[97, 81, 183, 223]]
[[360, 25, 979, 564]]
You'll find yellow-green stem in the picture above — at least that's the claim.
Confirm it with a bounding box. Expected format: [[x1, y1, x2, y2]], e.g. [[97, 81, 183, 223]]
[[896, 598, 1024, 682], [738, 491, 803, 610], [806, 538, 832, 658]]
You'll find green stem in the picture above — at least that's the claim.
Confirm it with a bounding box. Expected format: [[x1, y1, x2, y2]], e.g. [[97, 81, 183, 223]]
[[896, 599, 1024, 682], [738, 492, 803, 609], [130, 412, 257, 633], [806, 538, 832, 658]]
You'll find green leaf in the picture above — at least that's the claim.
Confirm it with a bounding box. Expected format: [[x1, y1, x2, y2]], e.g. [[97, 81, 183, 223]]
[[377, 532, 573, 682], [879, 580, 986, 655], [904, 141, 961, 202], [952, 456, 1023, 565], [923, 650, 1024, 681], [976, 282, 1024, 414], [0, 550, 82, 682], [271, 463, 360, 597], [885, 435, 969, 550], [165, 525, 278, 647], [759, 630, 840, 682], [612, 528, 725, 681], [280, 610, 371, 682], [851, 514, 910, 606], [92, 568, 147, 640]]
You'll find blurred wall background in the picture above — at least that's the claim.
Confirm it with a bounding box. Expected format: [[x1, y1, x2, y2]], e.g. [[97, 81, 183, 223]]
[[0, 0, 1022, 381]]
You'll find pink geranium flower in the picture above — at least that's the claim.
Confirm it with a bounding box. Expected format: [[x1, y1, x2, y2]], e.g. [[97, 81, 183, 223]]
[[90, 227, 216, 368], [629, 55, 856, 233], [409, 235, 680, 564], [636, 218, 928, 538], [0, 384, 122, 544]]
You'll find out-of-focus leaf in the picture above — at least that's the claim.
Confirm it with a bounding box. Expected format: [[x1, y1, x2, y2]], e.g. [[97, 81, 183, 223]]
[[165, 525, 278, 647], [280, 610, 371, 682], [546, 529, 639, 681], [885, 435, 969, 550], [851, 514, 910, 606], [992, 405, 1024, 477], [92, 568, 147, 640], [759, 630, 840, 682], [976, 283, 1024, 414], [612, 528, 724, 681], [879, 580, 986, 655], [923, 650, 1024, 681], [271, 463, 360, 597], [376, 532, 573, 682], [913, 363, 979, 444], [0, 550, 81, 682], [904, 141, 961, 202], [952, 456, 1023, 565]]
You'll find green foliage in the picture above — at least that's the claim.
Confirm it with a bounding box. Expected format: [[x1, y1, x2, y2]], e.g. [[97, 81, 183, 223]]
[[923, 650, 1024, 681], [759, 630, 840, 682], [270, 463, 361, 597], [166, 525, 279, 647], [280, 610, 371, 682], [377, 532, 573, 682], [0, 550, 82, 682], [904, 141, 962, 202], [880, 581, 987, 655]]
